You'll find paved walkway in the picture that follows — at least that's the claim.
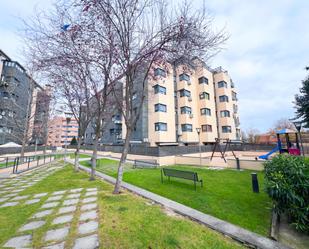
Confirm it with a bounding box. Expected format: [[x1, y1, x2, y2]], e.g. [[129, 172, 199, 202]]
[[4, 187, 99, 249], [1, 162, 100, 249], [0, 163, 62, 208], [75, 161, 291, 249]]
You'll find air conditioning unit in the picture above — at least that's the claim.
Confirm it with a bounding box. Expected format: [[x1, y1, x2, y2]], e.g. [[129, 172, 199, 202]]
[[189, 114, 193, 118], [187, 81, 191, 85], [162, 80, 166, 84], [188, 97, 192, 102]]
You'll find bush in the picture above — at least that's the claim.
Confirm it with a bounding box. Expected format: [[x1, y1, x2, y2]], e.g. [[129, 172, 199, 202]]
[[264, 155, 309, 233]]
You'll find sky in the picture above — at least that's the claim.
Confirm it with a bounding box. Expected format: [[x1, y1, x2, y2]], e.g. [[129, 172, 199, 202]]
[[0, 0, 308, 133]]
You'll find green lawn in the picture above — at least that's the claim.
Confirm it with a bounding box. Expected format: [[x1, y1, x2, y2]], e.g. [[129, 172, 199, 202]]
[[69, 153, 91, 159], [81, 158, 272, 236], [0, 160, 15, 168], [0, 163, 243, 249]]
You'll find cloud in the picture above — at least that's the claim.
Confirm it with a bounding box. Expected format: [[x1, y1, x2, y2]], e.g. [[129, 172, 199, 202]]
[[206, 0, 309, 132]]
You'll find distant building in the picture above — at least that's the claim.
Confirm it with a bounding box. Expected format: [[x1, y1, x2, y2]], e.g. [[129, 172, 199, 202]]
[[256, 134, 277, 144], [85, 57, 241, 146], [0, 50, 50, 145], [47, 116, 79, 147]]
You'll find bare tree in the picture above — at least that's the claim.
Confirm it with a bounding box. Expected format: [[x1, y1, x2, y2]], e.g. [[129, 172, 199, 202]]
[[21, 0, 117, 177], [245, 128, 260, 144], [268, 118, 296, 135], [80, 0, 228, 193]]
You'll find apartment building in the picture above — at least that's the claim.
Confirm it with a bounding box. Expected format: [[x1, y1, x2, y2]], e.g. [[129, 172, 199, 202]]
[[47, 116, 79, 147], [0, 50, 50, 145], [85, 57, 241, 146]]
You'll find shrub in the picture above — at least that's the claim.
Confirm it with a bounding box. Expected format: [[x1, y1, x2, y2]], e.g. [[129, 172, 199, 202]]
[[264, 154, 309, 233]]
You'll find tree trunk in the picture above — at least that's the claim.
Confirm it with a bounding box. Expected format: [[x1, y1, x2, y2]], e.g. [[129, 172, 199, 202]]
[[113, 128, 131, 194], [74, 137, 81, 172], [90, 135, 98, 181]]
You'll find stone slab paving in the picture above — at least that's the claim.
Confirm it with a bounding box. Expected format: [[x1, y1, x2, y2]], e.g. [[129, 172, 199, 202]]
[[43, 241, 65, 249], [45, 227, 70, 242], [73, 234, 99, 249], [0, 163, 64, 209], [4, 234, 32, 248], [19, 220, 46, 232], [52, 214, 74, 225], [78, 163, 292, 249], [2, 170, 100, 249]]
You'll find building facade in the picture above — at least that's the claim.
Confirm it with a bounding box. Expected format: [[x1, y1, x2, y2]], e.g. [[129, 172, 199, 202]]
[[47, 116, 79, 147], [85, 57, 241, 146], [0, 50, 49, 145]]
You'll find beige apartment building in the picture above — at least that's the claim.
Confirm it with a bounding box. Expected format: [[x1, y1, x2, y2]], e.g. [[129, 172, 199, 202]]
[[86, 57, 241, 147], [47, 116, 79, 147], [146, 57, 241, 146]]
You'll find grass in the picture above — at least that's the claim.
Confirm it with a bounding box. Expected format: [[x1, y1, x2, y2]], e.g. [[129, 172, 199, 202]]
[[81, 158, 272, 236], [0, 163, 243, 249], [69, 153, 91, 159], [0, 161, 15, 168]]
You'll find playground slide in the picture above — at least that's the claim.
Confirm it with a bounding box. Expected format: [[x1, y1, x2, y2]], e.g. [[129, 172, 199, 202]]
[[258, 146, 279, 160]]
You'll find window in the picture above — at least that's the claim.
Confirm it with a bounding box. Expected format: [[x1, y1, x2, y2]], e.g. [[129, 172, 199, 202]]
[[132, 92, 137, 100], [232, 91, 237, 101], [181, 124, 193, 132], [153, 84, 166, 95], [220, 110, 230, 117], [218, 81, 228, 88], [222, 126, 232, 133], [180, 106, 192, 114], [112, 114, 121, 122], [155, 122, 167, 131], [202, 125, 212, 132], [219, 95, 229, 102], [110, 129, 115, 135], [155, 103, 167, 112], [179, 89, 191, 97], [179, 73, 190, 82], [233, 104, 238, 113], [0, 92, 10, 99], [198, 76, 208, 84], [0, 126, 12, 133], [154, 68, 166, 77], [200, 108, 211, 116], [199, 92, 210, 100]]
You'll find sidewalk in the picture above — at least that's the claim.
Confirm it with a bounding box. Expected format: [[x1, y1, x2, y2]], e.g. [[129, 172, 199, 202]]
[[68, 159, 291, 249]]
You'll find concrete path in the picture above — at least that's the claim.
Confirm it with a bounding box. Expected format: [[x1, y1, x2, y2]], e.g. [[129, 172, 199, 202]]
[[1, 162, 100, 249], [0, 162, 63, 208], [74, 160, 291, 249], [4, 187, 99, 249]]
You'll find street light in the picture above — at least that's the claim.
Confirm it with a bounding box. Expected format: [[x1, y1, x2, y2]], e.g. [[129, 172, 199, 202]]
[[292, 120, 305, 156], [64, 112, 73, 160], [196, 127, 202, 166]]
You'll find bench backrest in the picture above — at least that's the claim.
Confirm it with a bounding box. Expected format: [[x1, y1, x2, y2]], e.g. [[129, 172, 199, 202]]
[[134, 159, 158, 168], [162, 168, 198, 181]]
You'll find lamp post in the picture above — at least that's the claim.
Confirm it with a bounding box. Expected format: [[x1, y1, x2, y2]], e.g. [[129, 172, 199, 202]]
[[196, 127, 202, 166], [292, 121, 305, 156], [64, 112, 73, 160]]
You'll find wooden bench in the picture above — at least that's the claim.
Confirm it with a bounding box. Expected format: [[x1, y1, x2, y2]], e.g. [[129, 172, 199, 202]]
[[133, 159, 158, 169], [161, 168, 203, 190]]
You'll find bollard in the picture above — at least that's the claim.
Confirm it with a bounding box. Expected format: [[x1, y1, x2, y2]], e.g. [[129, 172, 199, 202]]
[[236, 157, 240, 170], [251, 173, 259, 193]]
